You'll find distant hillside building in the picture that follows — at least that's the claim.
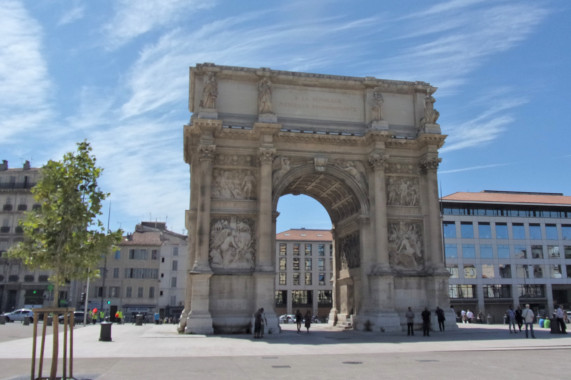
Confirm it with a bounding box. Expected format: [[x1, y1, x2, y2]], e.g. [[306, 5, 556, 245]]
[[275, 229, 333, 319], [442, 191, 571, 322], [0, 161, 54, 312]]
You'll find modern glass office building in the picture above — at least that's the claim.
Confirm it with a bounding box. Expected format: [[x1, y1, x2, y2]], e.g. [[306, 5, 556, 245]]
[[442, 190, 571, 322]]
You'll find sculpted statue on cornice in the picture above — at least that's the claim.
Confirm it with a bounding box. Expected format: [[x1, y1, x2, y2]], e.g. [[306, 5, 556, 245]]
[[386, 176, 419, 206], [334, 159, 367, 189], [199, 72, 218, 109], [209, 216, 255, 270], [339, 232, 360, 270], [257, 78, 273, 114], [388, 221, 424, 270], [212, 169, 257, 200], [272, 155, 290, 181], [420, 92, 439, 128], [371, 87, 384, 122]]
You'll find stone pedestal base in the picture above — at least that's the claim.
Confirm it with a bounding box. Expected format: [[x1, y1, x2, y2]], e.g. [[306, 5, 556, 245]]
[[185, 312, 214, 335], [197, 109, 218, 119], [258, 113, 277, 123], [354, 312, 401, 333]]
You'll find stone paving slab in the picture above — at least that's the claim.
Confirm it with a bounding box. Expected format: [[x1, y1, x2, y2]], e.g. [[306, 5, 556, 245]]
[[0, 322, 569, 379]]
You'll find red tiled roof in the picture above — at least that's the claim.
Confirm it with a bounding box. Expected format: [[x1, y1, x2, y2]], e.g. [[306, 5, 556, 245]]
[[442, 191, 571, 206], [276, 229, 332, 241]]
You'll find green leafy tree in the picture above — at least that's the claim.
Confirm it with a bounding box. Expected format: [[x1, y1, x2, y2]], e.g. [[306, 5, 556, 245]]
[[9, 141, 122, 306], [8, 141, 122, 379]]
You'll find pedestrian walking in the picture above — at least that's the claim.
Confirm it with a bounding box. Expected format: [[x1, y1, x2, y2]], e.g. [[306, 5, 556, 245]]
[[421, 307, 431, 337], [295, 309, 303, 334], [507, 306, 517, 333], [405, 307, 415, 336], [522, 304, 536, 338], [515, 306, 523, 332], [435, 306, 445, 332], [304, 310, 312, 333], [556, 305, 567, 334]]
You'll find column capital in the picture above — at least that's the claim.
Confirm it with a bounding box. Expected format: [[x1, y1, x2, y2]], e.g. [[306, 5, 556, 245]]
[[258, 147, 276, 163], [368, 150, 388, 170], [198, 144, 216, 161], [419, 155, 441, 172]]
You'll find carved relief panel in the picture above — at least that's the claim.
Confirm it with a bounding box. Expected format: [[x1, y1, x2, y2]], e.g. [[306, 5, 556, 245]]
[[209, 216, 256, 270], [388, 221, 424, 270], [212, 169, 257, 200], [386, 176, 419, 206], [339, 231, 360, 270]]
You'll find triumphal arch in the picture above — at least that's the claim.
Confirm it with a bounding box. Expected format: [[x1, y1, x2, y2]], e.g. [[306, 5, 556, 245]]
[[181, 63, 453, 334]]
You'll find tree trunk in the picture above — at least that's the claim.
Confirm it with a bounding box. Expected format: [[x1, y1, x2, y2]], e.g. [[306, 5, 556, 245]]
[[50, 282, 60, 380]]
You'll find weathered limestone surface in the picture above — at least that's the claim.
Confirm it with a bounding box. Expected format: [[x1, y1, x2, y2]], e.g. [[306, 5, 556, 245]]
[[181, 63, 453, 334]]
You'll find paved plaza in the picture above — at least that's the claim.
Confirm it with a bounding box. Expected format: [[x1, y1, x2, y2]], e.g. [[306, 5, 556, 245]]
[[0, 322, 569, 379]]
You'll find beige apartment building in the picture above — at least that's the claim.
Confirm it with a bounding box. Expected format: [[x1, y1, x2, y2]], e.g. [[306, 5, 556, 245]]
[[87, 222, 187, 322], [275, 229, 333, 320], [0, 161, 56, 312]]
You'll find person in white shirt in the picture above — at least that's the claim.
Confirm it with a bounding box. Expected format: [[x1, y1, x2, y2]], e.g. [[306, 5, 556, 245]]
[[522, 304, 536, 338]]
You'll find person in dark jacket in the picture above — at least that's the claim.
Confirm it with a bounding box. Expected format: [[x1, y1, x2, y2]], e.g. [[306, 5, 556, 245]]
[[421, 307, 431, 336], [435, 306, 445, 332]]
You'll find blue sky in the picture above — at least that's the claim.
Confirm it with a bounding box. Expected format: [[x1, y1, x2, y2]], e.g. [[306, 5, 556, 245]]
[[1, 0, 569, 235]]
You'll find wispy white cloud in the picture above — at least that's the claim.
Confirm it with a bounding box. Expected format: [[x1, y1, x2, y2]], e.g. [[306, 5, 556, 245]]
[[439, 163, 510, 175], [103, 0, 216, 50], [0, 0, 52, 143], [57, 3, 85, 26]]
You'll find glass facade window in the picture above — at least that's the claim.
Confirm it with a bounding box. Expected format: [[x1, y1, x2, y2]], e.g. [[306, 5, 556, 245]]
[[497, 245, 510, 258], [305, 272, 312, 285], [292, 290, 312, 306], [548, 245, 560, 259], [480, 245, 493, 259], [462, 244, 476, 259], [293, 273, 300, 285], [318, 244, 325, 256], [279, 257, 286, 270], [138, 287, 144, 298], [447, 265, 459, 278], [531, 245, 543, 259], [445, 244, 458, 258], [545, 224, 558, 240], [319, 273, 326, 285], [449, 284, 476, 299], [318, 290, 332, 306], [499, 264, 511, 279], [305, 244, 312, 255], [293, 243, 300, 256], [495, 223, 508, 239], [550, 265, 562, 278], [293, 258, 300, 271], [516, 265, 530, 279], [532, 265, 543, 279], [478, 223, 491, 239], [565, 246, 571, 259], [518, 285, 545, 298], [512, 224, 525, 240], [483, 285, 511, 298], [275, 291, 287, 306], [126, 287, 132, 298], [529, 224, 542, 240], [279, 272, 286, 285], [305, 258, 312, 271], [318, 258, 325, 271], [567, 265, 571, 278], [279, 243, 286, 256], [481, 264, 495, 278], [513, 245, 527, 259], [562, 225, 571, 240], [463, 264, 477, 278], [443, 222, 456, 238], [460, 222, 474, 238]]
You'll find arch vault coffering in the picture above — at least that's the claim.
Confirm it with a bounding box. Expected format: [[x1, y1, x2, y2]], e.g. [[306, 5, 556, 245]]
[[180, 63, 455, 334]]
